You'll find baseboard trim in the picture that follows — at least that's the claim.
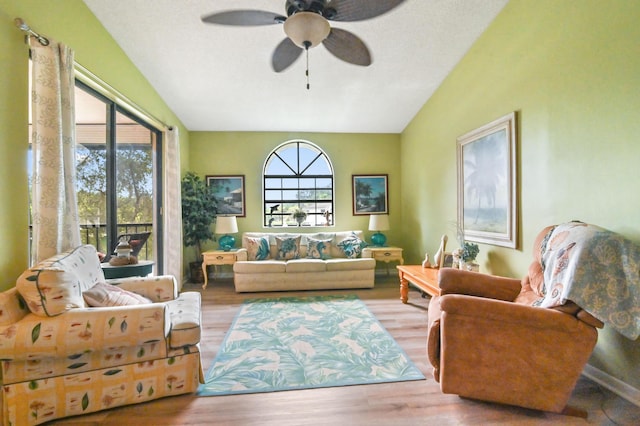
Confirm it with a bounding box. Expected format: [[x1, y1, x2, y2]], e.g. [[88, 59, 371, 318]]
[[583, 364, 640, 407]]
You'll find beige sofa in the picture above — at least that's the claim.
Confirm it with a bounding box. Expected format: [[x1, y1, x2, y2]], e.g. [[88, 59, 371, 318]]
[[233, 230, 376, 292], [0, 245, 202, 425]]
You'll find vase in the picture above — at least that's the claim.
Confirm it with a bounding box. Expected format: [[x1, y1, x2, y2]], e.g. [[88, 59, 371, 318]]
[[459, 260, 479, 272]]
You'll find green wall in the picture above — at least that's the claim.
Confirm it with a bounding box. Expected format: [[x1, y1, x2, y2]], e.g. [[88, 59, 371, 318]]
[[401, 0, 640, 390], [188, 131, 401, 261], [0, 0, 189, 289]]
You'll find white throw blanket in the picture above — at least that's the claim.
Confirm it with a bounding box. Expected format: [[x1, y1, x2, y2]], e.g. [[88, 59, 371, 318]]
[[535, 222, 640, 340]]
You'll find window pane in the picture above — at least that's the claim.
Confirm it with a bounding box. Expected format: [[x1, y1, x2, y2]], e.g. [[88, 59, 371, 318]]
[[282, 179, 298, 189], [282, 190, 299, 200], [299, 189, 315, 201], [265, 190, 281, 200], [265, 178, 281, 188], [317, 178, 332, 188], [299, 178, 315, 188], [115, 110, 154, 260], [317, 189, 332, 200], [75, 87, 108, 254], [302, 156, 331, 175], [265, 156, 289, 175], [278, 147, 299, 172]]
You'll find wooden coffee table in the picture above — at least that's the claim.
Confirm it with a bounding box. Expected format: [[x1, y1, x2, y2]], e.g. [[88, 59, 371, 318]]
[[396, 265, 440, 303]]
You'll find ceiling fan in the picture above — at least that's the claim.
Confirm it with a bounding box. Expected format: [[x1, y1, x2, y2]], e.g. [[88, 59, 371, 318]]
[[201, 0, 406, 75]]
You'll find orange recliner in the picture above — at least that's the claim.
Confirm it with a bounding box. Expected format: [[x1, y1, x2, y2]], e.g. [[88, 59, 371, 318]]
[[426, 226, 604, 414]]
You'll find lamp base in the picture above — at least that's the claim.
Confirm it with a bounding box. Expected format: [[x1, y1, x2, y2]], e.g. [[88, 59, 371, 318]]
[[371, 232, 387, 247], [218, 235, 236, 251]]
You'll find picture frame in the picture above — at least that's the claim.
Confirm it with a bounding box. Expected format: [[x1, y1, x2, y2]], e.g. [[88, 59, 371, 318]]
[[457, 112, 518, 248], [442, 252, 454, 268], [206, 175, 246, 217], [352, 174, 389, 215]]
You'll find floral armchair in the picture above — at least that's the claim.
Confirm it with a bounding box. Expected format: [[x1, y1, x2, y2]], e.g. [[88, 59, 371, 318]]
[[0, 245, 202, 425]]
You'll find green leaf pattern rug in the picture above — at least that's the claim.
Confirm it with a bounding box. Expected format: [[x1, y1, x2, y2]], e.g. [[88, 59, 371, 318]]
[[197, 295, 424, 396]]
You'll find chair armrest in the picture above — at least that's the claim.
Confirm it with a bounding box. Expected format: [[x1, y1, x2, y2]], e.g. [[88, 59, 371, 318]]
[[438, 268, 521, 301], [361, 248, 372, 258], [108, 275, 178, 301], [235, 248, 248, 261], [0, 304, 170, 361], [439, 294, 590, 332]]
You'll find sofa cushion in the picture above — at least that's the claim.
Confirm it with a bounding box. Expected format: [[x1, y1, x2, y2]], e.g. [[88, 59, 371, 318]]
[[246, 236, 271, 261], [307, 237, 332, 259], [326, 258, 376, 271], [16, 245, 105, 316], [275, 236, 301, 260], [285, 259, 327, 273], [234, 260, 287, 273], [83, 282, 152, 307], [336, 232, 367, 259], [167, 291, 202, 348]]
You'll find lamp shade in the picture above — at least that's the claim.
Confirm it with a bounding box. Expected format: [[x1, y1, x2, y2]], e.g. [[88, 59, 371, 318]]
[[283, 12, 330, 48], [215, 216, 238, 234], [368, 214, 390, 231]]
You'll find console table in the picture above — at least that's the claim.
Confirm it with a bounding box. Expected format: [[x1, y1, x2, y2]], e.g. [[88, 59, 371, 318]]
[[396, 265, 440, 303], [101, 260, 154, 279], [202, 249, 238, 290]]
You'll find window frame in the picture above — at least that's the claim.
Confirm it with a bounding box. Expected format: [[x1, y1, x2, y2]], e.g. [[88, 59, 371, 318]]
[[262, 140, 334, 228], [74, 80, 164, 269]]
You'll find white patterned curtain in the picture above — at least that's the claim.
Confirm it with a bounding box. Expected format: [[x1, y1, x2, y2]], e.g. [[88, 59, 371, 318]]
[[30, 42, 81, 264], [163, 127, 183, 286]]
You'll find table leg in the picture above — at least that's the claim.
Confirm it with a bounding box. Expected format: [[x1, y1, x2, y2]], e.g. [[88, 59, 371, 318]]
[[202, 262, 208, 290], [399, 272, 409, 304]]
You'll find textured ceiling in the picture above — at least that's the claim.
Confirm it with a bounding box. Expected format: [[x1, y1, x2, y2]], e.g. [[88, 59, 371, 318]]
[[82, 0, 508, 133]]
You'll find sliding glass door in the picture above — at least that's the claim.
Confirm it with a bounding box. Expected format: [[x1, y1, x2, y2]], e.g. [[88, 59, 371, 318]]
[[75, 81, 163, 269]]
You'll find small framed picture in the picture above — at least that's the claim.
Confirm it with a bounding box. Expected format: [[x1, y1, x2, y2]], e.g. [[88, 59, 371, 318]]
[[442, 252, 454, 268], [352, 174, 389, 215], [206, 175, 245, 217]]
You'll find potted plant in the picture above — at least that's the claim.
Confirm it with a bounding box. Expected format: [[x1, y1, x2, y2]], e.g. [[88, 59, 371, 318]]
[[289, 207, 307, 225], [181, 172, 218, 282], [461, 242, 480, 271]]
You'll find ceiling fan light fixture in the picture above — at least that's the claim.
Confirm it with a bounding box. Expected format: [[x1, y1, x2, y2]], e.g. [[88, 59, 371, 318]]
[[283, 12, 330, 48]]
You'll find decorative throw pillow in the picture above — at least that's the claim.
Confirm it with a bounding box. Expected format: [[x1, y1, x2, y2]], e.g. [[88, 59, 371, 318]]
[[276, 236, 301, 260], [307, 237, 332, 259], [246, 236, 271, 261], [337, 232, 367, 259], [16, 245, 105, 316], [83, 282, 152, 307]]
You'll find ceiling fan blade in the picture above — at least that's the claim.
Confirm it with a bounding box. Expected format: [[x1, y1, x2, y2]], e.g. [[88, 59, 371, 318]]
[[272, 38, 303, 72], [329, 0, 406, 22], [322, 28, 371, 66], [201, 10, 286, 26]]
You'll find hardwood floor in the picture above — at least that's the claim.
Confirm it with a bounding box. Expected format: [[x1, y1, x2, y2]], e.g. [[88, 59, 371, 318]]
[[55, 274, 640, 425]]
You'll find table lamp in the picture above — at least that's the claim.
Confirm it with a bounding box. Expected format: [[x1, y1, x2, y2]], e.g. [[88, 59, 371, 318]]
[[369, 214, 389, 247], [216, 216, 238, 251]]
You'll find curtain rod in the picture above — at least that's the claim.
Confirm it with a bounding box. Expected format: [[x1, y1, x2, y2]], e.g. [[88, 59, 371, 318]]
[[75, 63, 174, 131], [14, 18, 49, 46], [13, 18, 174, 132]]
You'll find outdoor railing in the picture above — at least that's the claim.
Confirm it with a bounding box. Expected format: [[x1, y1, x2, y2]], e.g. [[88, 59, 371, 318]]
[[80, 223, 153, 260]]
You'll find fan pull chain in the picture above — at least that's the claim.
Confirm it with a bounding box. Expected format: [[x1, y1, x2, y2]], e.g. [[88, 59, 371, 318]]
[[304, 41, 311, 90]]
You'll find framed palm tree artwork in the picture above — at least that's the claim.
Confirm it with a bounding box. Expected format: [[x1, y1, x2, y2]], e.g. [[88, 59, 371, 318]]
[[457, 112, 518, 248], [352, 174, 388, 215]]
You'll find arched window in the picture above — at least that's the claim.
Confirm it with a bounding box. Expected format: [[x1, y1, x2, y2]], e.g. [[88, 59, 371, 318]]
[[263, 140, 334, 227]]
